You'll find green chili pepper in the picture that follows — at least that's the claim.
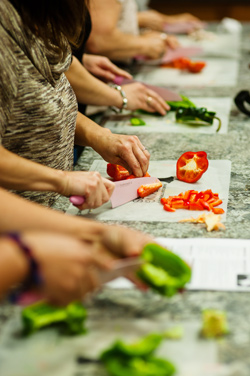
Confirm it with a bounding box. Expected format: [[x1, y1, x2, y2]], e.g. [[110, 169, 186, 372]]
[[175, 107, 221, 132], [100, 333, 176, 376], [137, 243, 191, 297], [22, 301, 87, 335], [130, 117, 146, 126]]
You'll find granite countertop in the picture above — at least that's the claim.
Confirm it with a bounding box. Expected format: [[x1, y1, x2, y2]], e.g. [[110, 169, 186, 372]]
[[1, 24, 250, 376]]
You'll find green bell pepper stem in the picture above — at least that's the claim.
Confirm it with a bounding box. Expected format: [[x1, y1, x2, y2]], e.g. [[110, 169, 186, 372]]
[[214, 116, 221, 132]]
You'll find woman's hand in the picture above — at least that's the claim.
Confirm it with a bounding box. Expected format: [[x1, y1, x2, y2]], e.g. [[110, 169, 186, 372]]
[[21, 232, 111, 306], [93, 130, 150, 177], [83, 54, 132, 82], [60, 170, 114, 209], [123, 82, 169, 115]]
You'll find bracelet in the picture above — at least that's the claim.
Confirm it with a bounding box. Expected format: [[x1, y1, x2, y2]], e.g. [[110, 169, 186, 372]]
[[111, 84, 128, 113], [6, 232, 42, 289]]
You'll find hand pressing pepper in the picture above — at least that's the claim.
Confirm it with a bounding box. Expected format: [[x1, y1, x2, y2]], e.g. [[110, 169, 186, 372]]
[[175, 107, 221, 132], [137, 181, 162, 198], [176, 151, 209, 183], [107, 163, 150, 181]]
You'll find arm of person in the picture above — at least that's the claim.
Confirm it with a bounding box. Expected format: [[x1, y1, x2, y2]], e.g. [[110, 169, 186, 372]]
[[87, 0, 166, 60], [0, 145, 114, 208], [66, 56, 124, 107], [74, 111, 150, 176], [66, 57, 168, 115]]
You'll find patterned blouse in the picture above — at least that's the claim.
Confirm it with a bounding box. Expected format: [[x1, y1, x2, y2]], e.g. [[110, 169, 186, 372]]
[[0, 0, 78, 206]]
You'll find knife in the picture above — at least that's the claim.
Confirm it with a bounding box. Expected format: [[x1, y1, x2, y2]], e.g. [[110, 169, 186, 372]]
[[69, 176, 161, 209], [98, 257, 144, 285]]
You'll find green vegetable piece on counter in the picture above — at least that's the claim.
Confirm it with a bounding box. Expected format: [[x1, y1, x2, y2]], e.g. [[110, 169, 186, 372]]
[[163, 326, 184, 340], [137, 243, 191, 297], [100, 333, 176, 376], [166, 95, 196, 110], [175, 107, 221, 132], [22, 301, 87, 335], [200, 309, 229, 338], [130, 117, 146, 126]]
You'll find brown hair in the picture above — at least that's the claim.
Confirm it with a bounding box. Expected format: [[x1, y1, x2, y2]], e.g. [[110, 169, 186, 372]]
[[10, 0, 89, 55]]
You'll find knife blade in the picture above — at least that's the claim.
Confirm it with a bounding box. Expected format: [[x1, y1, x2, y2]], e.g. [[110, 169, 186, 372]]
[[98, 257, 144, 285], [69, 176, 161, 209]]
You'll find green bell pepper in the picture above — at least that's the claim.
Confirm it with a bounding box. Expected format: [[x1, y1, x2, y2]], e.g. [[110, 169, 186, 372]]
[[137, 243, 191, 297], [130, 117, 146, 126], [100, 333, 176, 376], [22, 301, 87, 335]]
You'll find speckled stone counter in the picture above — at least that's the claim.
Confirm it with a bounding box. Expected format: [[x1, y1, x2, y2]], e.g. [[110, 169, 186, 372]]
[[1, 24, 250, 376]]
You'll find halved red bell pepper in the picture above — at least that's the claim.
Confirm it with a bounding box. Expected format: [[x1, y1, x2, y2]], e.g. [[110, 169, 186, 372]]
[[107, 164, 130, 181], [137, 182, 162, 198], [176, 151, 209, 183], [107, 164, 150, 181]]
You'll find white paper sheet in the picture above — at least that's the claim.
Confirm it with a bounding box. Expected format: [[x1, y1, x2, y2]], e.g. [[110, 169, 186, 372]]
[[134, 58, 239, 87], [102, 97, 231, 134], [107, 238, 250, 292], [66, 159, 231, 222]]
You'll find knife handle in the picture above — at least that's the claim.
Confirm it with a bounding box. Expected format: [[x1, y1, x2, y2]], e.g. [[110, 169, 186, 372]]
[[69, 195, 85, 206]]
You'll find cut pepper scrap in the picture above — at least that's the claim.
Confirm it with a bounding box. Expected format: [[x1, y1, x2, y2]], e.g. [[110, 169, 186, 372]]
[[130, 117, 146, 126], [161, 57, 206, 74], [179, 213, 225, 232], [176, 151, 209, 183], [200, 309, 229, 338], [107, 163, 150, 181], [138, 181, 162, 198], [175, 107, 221, 132], [160, 189, 224, 215]]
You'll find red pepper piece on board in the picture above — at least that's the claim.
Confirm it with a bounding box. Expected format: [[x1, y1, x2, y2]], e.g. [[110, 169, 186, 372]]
[[164, 203, 176, 212], [137, 182, 162, 198], [107, 164, 130, 181], [187, 61, 206, 73], [176, 151, 209, 183]]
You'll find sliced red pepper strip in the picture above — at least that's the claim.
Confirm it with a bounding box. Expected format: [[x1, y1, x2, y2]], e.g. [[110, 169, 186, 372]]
[[176, 151, 209, 183], [212, 207, 225, 214], [163, 203, 176, 212], [187, 61, 206, 73], [137, 182, 162, 198]]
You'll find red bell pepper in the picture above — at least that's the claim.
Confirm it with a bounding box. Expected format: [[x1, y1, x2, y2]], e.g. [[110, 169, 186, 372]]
[[137, 182, 162, 198], [176, 151, 209, 183], [187, 61, 206, 73], [107, 164, 130, 181], [107, 164, 150, 181]]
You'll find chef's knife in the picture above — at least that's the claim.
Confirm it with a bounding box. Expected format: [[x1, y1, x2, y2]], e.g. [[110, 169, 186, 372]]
[[98, 257, 144, 285], [69, 176, 161, 209]]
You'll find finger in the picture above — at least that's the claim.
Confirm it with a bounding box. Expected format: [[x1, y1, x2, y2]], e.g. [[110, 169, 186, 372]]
[[146, 90, 170, 115], [110, 65, 132, 79], [102, 177, 115, 198], [132, 144, 150, 176], [117, 138, 145, 177]]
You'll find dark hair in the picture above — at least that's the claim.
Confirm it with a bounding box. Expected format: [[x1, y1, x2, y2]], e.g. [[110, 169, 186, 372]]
[[10, 0, 88, 56]]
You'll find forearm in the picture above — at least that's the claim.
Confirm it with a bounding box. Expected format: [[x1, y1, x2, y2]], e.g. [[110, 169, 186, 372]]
[[0, 237, 29, 299], [87, 30, 148, 60], [66, 57, 123, 107], [0, 187, 110, 242], [74, 111, 111, 148], [0, 146, 64, 193]]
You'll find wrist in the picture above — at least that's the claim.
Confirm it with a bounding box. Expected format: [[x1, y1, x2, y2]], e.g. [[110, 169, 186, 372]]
[[110, 85, 128, 113], [0, 237, 29, 299]]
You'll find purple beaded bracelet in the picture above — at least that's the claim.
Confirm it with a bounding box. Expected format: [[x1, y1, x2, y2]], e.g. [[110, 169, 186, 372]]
[[7, 232, 42, 287]]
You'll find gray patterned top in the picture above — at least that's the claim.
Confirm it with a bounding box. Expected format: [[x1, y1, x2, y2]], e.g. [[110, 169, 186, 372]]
[[0, 0, 78, 206]]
